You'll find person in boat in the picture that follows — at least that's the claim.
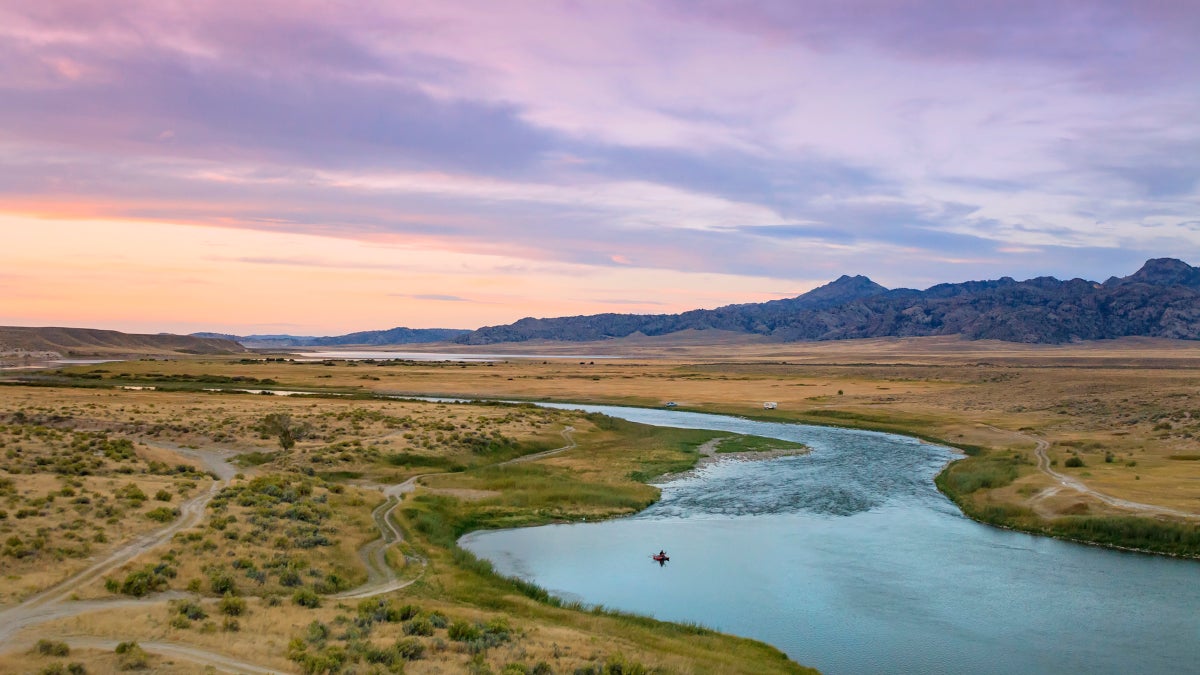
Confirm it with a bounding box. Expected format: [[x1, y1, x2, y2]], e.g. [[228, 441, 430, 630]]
[[658, 550, 666, 558]]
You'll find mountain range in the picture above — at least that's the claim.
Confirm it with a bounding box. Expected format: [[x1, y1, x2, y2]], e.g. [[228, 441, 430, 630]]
[[193, 327, 470, 349], [455, 258, 1200, 345]]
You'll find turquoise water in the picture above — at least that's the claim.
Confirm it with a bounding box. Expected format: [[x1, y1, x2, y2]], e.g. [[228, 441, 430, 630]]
[[460, 404, 1200, 675]]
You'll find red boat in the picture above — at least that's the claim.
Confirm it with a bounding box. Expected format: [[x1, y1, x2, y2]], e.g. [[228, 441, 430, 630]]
[[652, 553, 669, 562]]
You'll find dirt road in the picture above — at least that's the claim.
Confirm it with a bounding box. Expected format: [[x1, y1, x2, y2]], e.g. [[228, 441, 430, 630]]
[[499, 426, 576, 465], [0, 443, 248, 655], [336, 425, 577, 599], [1, 426, 582, 669], [994, 426, 1200, 519]]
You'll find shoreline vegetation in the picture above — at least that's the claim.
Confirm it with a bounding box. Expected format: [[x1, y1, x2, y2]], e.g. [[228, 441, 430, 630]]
[[400, 396, 1200, 561], [558, 399, 1200, 560], [710, 408, 1200, 560]]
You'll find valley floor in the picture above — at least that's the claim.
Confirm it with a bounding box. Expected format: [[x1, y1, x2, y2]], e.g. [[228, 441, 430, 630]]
[[4, 335, 1200, 671]]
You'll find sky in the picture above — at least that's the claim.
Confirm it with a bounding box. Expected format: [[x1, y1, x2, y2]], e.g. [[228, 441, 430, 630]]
[[2, 1, 1199, 335]]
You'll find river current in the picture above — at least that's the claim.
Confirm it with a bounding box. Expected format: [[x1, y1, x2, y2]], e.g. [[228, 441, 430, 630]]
[[460, 404, 1200, 675]]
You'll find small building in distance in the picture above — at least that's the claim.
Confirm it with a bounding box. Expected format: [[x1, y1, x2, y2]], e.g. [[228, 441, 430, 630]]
[[763, 401, 778, 409]]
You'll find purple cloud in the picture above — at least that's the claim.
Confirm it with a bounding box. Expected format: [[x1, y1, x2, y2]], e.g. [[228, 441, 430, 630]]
[[1, 0, 1198, 323]]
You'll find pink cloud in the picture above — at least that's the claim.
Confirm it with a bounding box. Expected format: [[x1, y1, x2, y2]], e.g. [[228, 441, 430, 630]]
[[0, 0, 1197, 333]]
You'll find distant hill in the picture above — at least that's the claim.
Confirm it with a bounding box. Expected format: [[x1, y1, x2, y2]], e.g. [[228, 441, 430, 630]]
[[194, 326, 470, 349], [0, 326, 245, 356], [456, 258, 1200, 345]]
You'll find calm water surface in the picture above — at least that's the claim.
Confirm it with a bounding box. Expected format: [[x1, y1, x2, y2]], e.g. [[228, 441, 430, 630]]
[[461, 404, 1200, 675], [294, 351, 618, 362]]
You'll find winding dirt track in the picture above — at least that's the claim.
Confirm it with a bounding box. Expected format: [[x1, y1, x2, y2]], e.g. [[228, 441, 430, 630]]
[[992, 426, 1200, 519], [335, 425, 577, 599], [58, 637, 281, 674], [499, 426, 576, 466], [0, 443, 238, 643], [0, 443, 274, 670], [0, 426, 583, 671], [331, 485, 422, 601]]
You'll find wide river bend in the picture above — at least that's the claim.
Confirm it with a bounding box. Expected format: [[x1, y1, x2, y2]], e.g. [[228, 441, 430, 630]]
[[460, 403, 1200, 675]]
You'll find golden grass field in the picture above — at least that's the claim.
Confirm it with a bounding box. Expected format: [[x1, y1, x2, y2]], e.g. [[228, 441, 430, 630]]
[[3, 334, 1200, 673], [0, 369, 810, 674]]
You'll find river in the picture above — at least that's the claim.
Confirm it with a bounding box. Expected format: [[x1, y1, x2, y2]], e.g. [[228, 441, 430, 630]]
[[460, 403, 1200, 675]]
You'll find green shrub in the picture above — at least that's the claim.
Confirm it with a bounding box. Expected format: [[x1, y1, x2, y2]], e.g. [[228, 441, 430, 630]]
[[34, 639, 70, 656], [113, 565, 173, 597], [288, 643, 347, 675], [394, 637, 425, 661], [209, 571, 237, 595], [145, 506, 179, 523], [1064, 456, 1085, 468], [396, 603, 421, 621], [305, 620, 329, 644], [114, 641, 148, 670], [218, 594, 247, 616], [116, 483, 147, 503], [293, 588, 321, 608], [403, 617, 434, 636], [448, 619, 481, 641], [176, 600, 206, 620]]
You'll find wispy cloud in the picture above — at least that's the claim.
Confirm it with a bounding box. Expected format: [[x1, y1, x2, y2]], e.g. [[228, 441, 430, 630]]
[[590, 299, 667, 306], [1, 1, 1198, 331], [393, 294, 472, 302]]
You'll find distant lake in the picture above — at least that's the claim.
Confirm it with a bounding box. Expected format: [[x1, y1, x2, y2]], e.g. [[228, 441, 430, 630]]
[[0, 358, 121, 371], [462, 403, 1200, 675], [293, 351, 619, 362]]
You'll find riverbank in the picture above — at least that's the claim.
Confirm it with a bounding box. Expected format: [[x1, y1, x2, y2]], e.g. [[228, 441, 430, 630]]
[[449, 395, 1200, 560], [391, 412, 818, 674], [458, 405, 1200, 675]]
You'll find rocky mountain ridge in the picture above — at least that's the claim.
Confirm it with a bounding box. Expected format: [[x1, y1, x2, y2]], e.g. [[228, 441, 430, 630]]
[[456, 258, 1200, 345]]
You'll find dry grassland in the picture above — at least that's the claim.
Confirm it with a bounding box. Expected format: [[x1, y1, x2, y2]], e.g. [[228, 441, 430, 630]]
[[5, 335, 1200, 672], [28, 341, 1200, 519], [0, 377, 808, 674]]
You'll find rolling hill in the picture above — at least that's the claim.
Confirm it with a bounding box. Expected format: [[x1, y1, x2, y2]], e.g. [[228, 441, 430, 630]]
[[0, 326, 245, 357], [193, 326, 470, 348]]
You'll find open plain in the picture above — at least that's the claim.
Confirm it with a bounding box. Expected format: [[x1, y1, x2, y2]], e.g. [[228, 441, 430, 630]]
[[3, 335, 1200, 672]]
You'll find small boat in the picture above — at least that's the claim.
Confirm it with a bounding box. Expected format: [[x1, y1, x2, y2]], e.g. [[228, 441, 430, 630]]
[[652, 553, 669, 562]]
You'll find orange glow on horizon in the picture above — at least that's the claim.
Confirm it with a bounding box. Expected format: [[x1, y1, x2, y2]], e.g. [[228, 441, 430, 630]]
[[0, 213, 811, 335]]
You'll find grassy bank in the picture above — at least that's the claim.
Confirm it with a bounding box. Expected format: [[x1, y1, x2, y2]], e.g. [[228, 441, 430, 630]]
[[936, 452, 1200, 558], [434, 393, 1200, 561], [387, 415, 816, 674]]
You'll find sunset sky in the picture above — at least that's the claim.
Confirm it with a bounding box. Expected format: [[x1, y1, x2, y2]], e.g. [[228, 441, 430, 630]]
[[3, 1, 1199, 335]]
